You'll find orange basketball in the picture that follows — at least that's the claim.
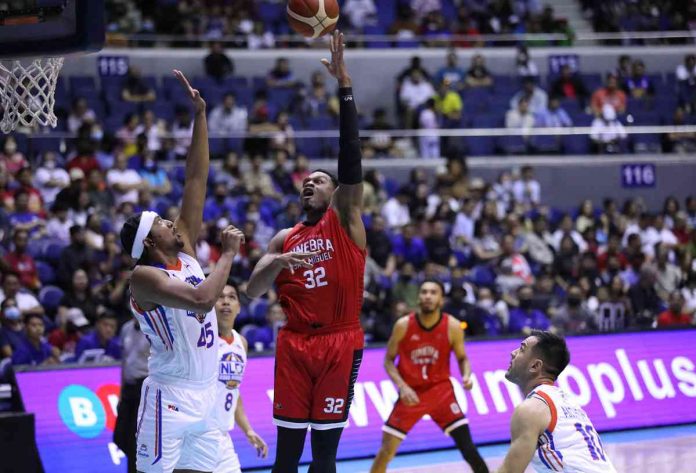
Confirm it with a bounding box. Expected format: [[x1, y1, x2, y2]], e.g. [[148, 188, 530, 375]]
[[287, 0, 339, 39]]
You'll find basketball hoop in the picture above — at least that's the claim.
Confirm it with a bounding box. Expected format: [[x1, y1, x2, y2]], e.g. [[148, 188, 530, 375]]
[[0, 56, 64, 133]]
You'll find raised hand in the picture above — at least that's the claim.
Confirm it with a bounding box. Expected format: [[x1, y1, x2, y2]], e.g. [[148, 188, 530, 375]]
[[320, 30, 351, 87], [173, 69, 206, 114], [220, 225, 245, 255]]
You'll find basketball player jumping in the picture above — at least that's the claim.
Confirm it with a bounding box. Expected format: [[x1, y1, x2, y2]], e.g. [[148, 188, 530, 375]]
[[122, 70, 244, 473], [213, 282, 268, 473], [497, 331, 617, 472], [371, 280, 489, 473], [247, 30, 366, 473]]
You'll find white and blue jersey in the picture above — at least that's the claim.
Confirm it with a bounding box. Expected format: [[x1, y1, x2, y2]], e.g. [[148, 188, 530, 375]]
[[214, 329, 247, 431], [131, 252, 222, 473], [528, 384, 617, 473], [130, 252, 218, 388], [212, 330, 247, 473]]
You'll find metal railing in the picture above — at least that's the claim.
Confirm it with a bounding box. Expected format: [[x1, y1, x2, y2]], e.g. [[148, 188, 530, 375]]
[[110, 30, 696, 48]]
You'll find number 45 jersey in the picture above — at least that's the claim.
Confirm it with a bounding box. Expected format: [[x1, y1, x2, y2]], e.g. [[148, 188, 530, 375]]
[[528, 384, 617, 473], [275, 208, 366, 334], [130, 252, 218, 388]]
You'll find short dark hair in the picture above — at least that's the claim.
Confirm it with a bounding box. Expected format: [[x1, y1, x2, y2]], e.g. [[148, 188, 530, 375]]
[[226, 279, 240, 298], [530, 330, 570, 380], [420, 278, 445, 296], [97, 311, 118, 323], [24, 313, 44, 325], [70, 225, 84, 237], [311, 169, 338, 188]]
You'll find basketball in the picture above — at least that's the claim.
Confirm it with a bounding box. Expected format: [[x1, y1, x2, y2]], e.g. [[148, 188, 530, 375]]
[[287, 0, 339, 39]]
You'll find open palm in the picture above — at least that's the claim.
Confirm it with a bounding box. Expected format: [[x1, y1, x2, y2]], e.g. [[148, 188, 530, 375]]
[[173, 69, 206, 114], [320, 30, 351, 87]]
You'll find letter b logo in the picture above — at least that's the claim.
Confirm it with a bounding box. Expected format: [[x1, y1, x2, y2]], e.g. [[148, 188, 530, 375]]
[[58, 385, 106, 438]]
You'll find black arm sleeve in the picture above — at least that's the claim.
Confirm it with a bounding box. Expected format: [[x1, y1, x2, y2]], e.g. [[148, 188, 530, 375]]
[[338, 87, 363, 185]]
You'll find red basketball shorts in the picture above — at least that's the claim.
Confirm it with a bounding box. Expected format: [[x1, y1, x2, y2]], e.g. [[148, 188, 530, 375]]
[[272, 327, 363, 430], [383, 380, 468, 439]]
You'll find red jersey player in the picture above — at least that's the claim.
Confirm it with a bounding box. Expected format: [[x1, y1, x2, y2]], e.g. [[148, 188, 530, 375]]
[[247, 31, 366, 473], [371, 280, 489, 473]]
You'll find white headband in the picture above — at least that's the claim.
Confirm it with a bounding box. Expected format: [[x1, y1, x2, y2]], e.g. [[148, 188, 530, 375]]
[[131, 211, 158, 259]]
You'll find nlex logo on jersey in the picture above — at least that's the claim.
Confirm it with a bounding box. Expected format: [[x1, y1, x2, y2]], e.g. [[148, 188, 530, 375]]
[[219, 352, 245, 389], [58, 383, 120, 439]]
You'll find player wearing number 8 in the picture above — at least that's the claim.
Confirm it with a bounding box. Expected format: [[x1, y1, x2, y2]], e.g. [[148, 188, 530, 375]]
[[497, 331, 617, 472], [247, 30, 366, 473], [121, 70, 245, 473], [371, 280, 489, 473], [212, 282, 268, 473]]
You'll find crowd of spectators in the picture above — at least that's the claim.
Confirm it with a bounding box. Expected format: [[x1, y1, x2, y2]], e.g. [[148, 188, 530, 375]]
[[105, 0, 573, 48], [0, 121, 695, 366], [581, 0, 695, 41], [56, 46, 696, 161], [393, 50, 696, 156]]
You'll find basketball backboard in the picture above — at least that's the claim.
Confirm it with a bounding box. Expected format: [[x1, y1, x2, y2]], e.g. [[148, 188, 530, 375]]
[[0, 0, 104, 58]]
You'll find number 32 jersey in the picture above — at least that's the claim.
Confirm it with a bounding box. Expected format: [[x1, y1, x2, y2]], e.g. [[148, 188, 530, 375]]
[[214, 329, 247, 432], [130, 252, 218, 389], [275, 208, 366, 333], [528, 384, 617, 473]]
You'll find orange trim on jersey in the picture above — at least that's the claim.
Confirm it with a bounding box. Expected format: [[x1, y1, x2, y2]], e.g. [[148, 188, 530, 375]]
[[220, 335, 234, 344], [165, 259, 182, 271], [535, 390, 558, 433]]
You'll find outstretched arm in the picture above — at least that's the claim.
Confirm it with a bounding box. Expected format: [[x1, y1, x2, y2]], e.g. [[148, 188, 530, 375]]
[[321, 31, 366, 249], [172, 70, 209, 257]]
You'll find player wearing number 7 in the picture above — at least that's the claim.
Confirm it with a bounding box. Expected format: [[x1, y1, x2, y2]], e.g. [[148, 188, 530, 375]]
[[497, 331, 617, 473], [121, 70, 245, 473], [247, 30, 366, 473], [371, 279, 489, 473]]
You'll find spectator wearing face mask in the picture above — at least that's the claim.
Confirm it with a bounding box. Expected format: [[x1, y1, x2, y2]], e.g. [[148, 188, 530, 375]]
[[476, 287, 509, 334], [0, 297, 24, 358], [551, 285, 597, 335], [508, 285, 551, 335], [34, 152, 70, 207], [11, 314, 60, 365]]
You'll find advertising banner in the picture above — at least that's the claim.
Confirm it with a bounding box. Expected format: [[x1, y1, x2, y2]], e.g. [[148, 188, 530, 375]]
[[15, 329, 696, 471]]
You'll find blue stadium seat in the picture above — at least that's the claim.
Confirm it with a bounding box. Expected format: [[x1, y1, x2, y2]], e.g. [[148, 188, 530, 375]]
[[465, 136, 495, 156], [69, 76, 95, 92], [39, 286, 64, 314], [252, 301, 270, 325], [563, 135, 590, 154], [375, 0, 396, 28], [497, 135, 527, 155], [631, 134, 661, 154], [267, 88, 295, 111], [222, 76, 248, 89], [530, 135, 563, 154], [36, 261, 56, 285]]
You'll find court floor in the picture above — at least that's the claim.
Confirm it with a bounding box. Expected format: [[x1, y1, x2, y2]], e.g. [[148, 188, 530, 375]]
[[255, 424, 696, 472]]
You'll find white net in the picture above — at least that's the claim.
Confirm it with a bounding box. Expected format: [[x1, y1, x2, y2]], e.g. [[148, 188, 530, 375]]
[[0, 57, 64, 134]]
